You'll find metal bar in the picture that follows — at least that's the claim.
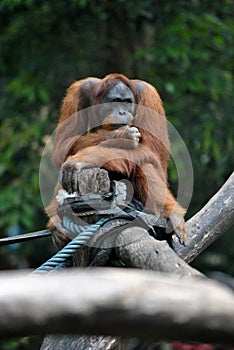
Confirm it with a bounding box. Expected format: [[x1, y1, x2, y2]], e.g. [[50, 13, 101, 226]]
[[0, 229, 51, 246]]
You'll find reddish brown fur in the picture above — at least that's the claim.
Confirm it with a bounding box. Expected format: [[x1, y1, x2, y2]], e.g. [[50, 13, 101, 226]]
[[46, 74, 186, 248]]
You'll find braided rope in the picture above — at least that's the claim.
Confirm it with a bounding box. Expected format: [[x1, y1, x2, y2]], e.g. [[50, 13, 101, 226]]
[[32, 204, 165, 275], [33, 217, 107, 274]]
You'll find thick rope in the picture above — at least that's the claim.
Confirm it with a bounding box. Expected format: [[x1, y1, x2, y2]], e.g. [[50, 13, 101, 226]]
[[32, 217, 107, 274], [32, 204, 167, 275]]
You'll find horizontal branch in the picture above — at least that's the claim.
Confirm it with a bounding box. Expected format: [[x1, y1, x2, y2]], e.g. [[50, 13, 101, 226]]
[[1, 269, 234, 344], [40, 172, 233, 348], [0, 171, 232, 349]]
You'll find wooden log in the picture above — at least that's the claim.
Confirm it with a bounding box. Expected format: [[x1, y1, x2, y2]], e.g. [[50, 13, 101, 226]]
[[41, 170, 234, 349], [0, 270, 233, 344], [40, 334, 122, 350]]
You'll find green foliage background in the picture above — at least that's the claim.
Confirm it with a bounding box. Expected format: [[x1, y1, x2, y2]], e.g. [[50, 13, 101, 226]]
[[0, 0, 233, 275]]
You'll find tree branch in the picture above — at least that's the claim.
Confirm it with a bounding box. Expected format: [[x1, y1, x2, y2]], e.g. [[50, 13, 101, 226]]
[[174, 171, 234, 262], [40, 171, 233, 349], [114, 227, 203, 278], [1, 269, 234, 344]]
